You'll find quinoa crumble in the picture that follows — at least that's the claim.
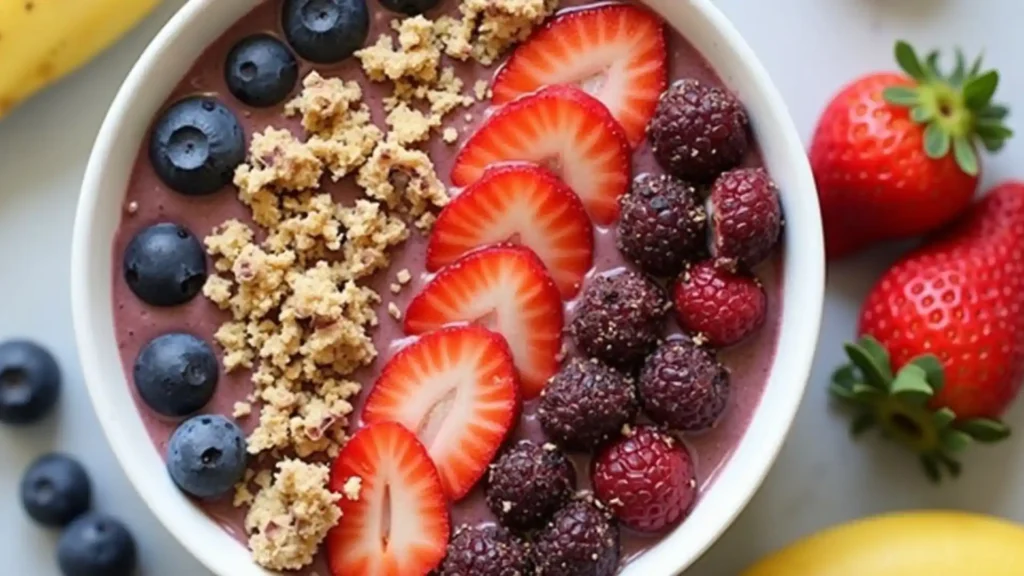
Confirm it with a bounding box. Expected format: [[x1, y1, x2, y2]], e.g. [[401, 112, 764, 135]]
[[243, 459, 345, 571]]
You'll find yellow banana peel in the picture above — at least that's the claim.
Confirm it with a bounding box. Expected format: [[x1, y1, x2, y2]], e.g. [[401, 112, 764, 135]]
[[742, 510, 1024, 576], [0, 0, 161, 120]]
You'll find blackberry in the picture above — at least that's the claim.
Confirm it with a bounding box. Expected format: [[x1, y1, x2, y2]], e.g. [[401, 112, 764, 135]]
[[570, 272, 670, 371], [534, 499, 620, 576], [638, 339, 730, 432], [710, 167, 783, 270], [648, 79, 749, 182], [486, 440, 576, 531], [616, 174, 708, 277], [437, 525, 533, 576], [538, 358, 638, 450]]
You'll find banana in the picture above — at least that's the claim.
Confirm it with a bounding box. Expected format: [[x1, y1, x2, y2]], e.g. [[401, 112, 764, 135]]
[[0, 0, 161, 120], [742, 511, 1024, 576]]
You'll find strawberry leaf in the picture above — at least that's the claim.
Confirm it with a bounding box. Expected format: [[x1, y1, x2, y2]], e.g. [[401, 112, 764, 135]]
[[964, 70, 999, 108], [924, 123, 951, 159], [920, 456, 941, 482], [844, 342, 889, 390], [890, 364, 934, 404], [895, 41, 927, 81], [952, 136, 979, 176], [883, 86, 920, 107], [957, 418, 1011, 443], [932, 407, 956, 428], [941, 429, 973, 453], [936, 454, 963, 478]]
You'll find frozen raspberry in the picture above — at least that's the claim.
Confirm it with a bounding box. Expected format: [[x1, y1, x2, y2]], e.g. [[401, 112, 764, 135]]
[[570, 272, 670, 371], [534, 499, 619, 576], [437, 524, 533, 576], [709, 167, 782, 270], [592, 425, 698, 533], [673, 261, 767, 347], [616, 174, 708, 277], [538, 358, 638, 451], [638, 339, 730, 432], [486, 440, 576, 531], [648, 79, 750, 182]]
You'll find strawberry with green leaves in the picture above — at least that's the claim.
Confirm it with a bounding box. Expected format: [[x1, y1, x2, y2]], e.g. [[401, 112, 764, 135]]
[[810, 41, 1012, 259], [831, 182, 1024, 481]]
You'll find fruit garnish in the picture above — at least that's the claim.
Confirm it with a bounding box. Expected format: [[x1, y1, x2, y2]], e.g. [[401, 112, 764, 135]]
[[166, 415, 248, 500], [648, 78, 750, 183], [133, 333, 218, 418], [616, 174, 707, 278], [404, 246, 563, 398], [709, 167, 783, 271], [58, 513, 137, 576], [638, 339, 729, 433], [831, 181, 1024, 480], [883, 41, 1011, 176], [490, 3, 668, 147], [436, 525, 533, 576], [224, 34, 299, 108], [537, 357, 638, 451], [0, 339, 61, 425], [281, 0, 369, 64], [673, 261, 767, 347], [327, 422, 449, 576], [533, 499, 620, 576], [485, 440, 576, 531], [592, 425, 697, 533], [809, 41, 1012, 259], [451, 85, 631, 226], [148, 97, 246, 197], [361, 326, 520, 499], [122, 223, 208, 307], [20, 453, 91, 528], [570, 271, 669, 371], [427, 163, 594, 298]]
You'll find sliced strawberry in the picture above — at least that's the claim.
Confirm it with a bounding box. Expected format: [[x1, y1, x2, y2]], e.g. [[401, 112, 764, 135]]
[[427, 164, 594, 298], [327, 422, 449, 576], [404, 245, 564, 398], [451, 85, 631, 226], [491, 4, 668, 147], [362, 326, 519, 499]]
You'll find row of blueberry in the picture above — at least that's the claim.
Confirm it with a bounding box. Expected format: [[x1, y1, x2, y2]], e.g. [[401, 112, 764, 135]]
[[1, 341, 137, 576]]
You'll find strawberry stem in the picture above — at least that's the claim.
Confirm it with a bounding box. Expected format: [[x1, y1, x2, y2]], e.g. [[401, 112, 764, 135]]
[[830, 335, 1011, 482], [883, 40, 1012, 176]]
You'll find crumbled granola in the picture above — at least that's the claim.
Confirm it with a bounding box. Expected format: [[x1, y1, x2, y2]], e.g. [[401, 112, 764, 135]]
[[396, 269, 412, 284], [436, 0, 558, 65], [442, 127, 459, 144], [245, 460, 344, 571], [357, 141, 449, 218], [388, 302, 402, 320], [386, 103, 439, 145]]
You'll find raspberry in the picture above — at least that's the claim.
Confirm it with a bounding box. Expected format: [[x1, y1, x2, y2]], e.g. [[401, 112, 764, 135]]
[[638, 339, 729, 432], [648, 79, 750, 182], [709, 167, 782, 270], [437, 524, 533, 576], [570, 272, 670, 371], [534, 499, 619, 576], [616, 174, 708, 277], [592, 426, 697, 533], [538, 358, 638, 451], [673, 261, 767, 347], [486, 440, 576, 531]]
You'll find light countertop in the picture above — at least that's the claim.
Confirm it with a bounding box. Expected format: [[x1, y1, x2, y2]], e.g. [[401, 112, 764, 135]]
[[3, 0, 1024, 573]]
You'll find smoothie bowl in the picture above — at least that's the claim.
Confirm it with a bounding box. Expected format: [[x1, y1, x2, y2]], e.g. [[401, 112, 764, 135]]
[[71, 0, 823, 574]]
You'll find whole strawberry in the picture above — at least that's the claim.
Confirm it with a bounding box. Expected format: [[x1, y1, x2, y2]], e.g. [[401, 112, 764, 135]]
[[810, 41, 1012, 259], [831, 182, 1024, 481]]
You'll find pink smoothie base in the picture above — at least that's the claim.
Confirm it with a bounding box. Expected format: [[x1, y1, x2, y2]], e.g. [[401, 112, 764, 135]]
[[110, 0, 784, 573]]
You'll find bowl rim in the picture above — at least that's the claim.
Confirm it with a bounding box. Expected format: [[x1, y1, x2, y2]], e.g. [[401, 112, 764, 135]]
[[71, 0, 825, 574]]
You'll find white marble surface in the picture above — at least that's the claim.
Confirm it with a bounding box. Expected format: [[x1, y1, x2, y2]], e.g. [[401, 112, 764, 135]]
[[3, 0, 1024, 574]]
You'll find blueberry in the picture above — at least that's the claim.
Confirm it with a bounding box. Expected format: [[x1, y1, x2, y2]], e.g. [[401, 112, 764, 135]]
[[167, 414, 247, 499], [225, 34, 299, 108], [282, 0, 369, 63], [20, 454, 91, 528], [57, 513, 137, 576], [123, 223, 207, 307], [133, 333, 218, 418], [149, 96, 245, 196], [0, 340, 60, 425], [378, 0, 440, 16]]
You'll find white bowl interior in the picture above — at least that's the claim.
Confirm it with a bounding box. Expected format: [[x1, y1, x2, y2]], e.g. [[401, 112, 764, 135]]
[[71, 1, 824, 574]]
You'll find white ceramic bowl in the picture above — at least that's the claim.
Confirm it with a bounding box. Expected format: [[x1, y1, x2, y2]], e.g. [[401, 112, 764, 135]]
[[71, 1, 824, 574]]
